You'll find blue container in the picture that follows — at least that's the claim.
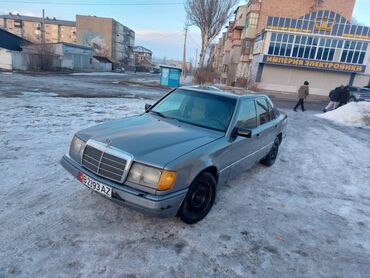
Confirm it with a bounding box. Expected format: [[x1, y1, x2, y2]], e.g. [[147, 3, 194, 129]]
[[160, 66, 182, 87]]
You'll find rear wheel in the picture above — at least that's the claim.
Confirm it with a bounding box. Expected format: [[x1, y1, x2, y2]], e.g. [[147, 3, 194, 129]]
[[178, 172, 216, 224], [261, 138, 280, 167]]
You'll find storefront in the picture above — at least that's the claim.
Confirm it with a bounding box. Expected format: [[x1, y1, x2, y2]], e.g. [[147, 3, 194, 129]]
[[251, 10, 370, 95]]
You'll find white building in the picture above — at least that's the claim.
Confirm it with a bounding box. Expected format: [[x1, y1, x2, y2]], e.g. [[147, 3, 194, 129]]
[[250, 10, 370, 95]]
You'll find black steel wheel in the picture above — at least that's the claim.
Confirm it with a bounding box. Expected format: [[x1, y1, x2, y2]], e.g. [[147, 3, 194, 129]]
[[261, 138, 280, 167], [178, 172, 216, 224]]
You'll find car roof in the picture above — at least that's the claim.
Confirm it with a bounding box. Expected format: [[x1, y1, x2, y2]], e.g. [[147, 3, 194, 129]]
[[179, 86, 267, 100]]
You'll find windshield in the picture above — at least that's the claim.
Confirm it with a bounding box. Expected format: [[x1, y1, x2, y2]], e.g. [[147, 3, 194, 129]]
[[150, 89, 236, 132]]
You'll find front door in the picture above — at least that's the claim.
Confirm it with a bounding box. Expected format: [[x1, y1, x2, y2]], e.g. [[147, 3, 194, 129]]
[[228, 99, 260, 179]]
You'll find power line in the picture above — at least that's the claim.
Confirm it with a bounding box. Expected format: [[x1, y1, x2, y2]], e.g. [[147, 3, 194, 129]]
[[187, 31, 201, 48], [0, 1, 183, 6], [136, 31, 182, 44]]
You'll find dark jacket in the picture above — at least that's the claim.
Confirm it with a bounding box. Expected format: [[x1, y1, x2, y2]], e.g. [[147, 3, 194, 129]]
[[329, 88, 341, 102], [340, 88, 350, 103]]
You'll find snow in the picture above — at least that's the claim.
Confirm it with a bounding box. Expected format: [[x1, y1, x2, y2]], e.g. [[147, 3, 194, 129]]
[[71, 72, 128, 76], [1, 91, 370, 277], [317, 102, 370, 128], [21, 91, 58, 97]]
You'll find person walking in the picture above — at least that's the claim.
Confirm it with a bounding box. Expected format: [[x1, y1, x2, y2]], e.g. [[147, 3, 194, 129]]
[[293, 81, 310, 112], [337, 85, 350, 108], [323, 86, 342, 112]]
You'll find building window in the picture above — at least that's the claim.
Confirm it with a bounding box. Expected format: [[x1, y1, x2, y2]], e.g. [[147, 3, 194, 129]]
[[268, 32, 368, 65], [245, 12, 259, 29], [340, 40, 367, 64], [14, 20, 22, 28]]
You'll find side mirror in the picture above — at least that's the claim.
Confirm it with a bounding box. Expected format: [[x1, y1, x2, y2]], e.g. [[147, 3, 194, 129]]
[[145, 104, 152, 111], [238, 128, 252, 138], [231, 127, 252, 139]]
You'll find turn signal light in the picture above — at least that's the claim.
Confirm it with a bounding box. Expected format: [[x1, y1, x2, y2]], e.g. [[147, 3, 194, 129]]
[[157, 170, 177, 191]]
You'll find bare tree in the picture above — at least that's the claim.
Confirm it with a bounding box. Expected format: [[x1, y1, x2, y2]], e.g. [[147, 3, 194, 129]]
[[185, 0, 238, 67]]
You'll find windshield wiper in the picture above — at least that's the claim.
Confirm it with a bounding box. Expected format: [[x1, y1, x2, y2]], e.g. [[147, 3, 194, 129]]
[[150, 110, 167, 118]]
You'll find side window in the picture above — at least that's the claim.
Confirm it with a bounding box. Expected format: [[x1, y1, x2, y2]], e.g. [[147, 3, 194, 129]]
[[267, 99, 277, 120], [236, 100, 257, 129], [256, 98, 270, 125]]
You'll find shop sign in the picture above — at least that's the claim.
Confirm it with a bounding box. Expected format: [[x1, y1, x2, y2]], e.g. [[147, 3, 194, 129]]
[[263, 55, 366, 73]]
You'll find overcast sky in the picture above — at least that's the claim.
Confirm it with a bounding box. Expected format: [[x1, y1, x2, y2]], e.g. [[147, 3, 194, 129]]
[[0, 0, 369, 63]]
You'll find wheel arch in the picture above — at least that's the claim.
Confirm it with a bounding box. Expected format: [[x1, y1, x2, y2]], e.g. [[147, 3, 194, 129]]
[[200, 165, 219, 184], [277, 132, 283, 145]]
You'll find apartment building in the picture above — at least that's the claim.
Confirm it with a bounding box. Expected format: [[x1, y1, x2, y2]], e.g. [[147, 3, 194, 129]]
[[211, 0, 368, 94], [0, 13, 76, 44], [133, 46, 153, 72], [76, 15, 135, 68]]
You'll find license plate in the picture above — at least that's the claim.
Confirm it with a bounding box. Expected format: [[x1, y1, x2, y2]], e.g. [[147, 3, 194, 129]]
[[79, 172, 112, 198]]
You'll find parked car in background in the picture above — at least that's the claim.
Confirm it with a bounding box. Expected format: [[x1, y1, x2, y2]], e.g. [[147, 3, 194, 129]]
[[150, 68, 160, 74], [348, 86, 370, 102], [114, 67, 125, 73], [61, 87, 288, 224]]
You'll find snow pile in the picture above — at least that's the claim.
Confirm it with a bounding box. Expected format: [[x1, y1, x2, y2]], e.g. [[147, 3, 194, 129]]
[[317, 102, 370, 128]]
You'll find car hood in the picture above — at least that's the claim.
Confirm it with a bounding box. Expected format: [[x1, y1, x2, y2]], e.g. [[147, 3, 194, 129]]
[[77, 113, 223, 167]]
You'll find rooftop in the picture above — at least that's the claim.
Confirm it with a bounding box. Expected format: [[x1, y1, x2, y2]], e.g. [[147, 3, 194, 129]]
[[133, 46, 152, 54], [0, 13, 76, 27]]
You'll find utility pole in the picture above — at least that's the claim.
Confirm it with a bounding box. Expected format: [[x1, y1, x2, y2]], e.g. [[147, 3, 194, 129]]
[[41, 9, 45, 45], [181, 26, 188, 80]]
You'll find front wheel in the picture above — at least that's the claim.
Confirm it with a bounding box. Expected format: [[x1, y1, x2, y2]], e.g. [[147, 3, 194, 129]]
[[260, 138, 280, 167], [178, 172, 216, 224]]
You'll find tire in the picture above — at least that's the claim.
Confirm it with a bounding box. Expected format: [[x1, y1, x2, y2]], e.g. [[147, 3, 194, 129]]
[[261, 138, 280, 167], [178, 172, 217, 224], [348, 97, 356, 103]]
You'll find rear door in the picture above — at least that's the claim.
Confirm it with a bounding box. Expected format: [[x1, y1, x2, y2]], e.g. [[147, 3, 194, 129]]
[[253, 97, 278, 160]]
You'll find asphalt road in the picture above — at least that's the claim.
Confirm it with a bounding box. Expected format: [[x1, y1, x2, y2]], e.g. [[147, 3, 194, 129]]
[[0, 72, 328, 111], [272, 98, 326, 111]]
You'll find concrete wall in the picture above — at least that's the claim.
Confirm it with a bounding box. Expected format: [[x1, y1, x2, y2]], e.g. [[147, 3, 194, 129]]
[[0, 49, 30, 71], [258, 64, 351, 95], [91, 62, 112, 71], [0, 49, 12, 70], [76, 15, 113, 59], [11, 51, 30, 70]]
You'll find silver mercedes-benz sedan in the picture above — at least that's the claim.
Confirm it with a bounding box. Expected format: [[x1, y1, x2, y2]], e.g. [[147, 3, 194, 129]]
[[61, 86, 287, 224]]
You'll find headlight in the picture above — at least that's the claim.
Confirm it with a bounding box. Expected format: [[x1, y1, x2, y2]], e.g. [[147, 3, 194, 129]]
[[69, 135, 86, 163], [127, 163, 176, 191]]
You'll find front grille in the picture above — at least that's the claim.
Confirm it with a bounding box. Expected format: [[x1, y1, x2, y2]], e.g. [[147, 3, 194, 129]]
[[82, 145, 127, 183]]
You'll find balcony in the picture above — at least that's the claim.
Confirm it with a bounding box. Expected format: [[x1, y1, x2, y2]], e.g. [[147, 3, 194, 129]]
[[222, 51, 230, 65], [232, 39, 242, 48], [234, 6, 247, 30], [242, 26, 257, 39]]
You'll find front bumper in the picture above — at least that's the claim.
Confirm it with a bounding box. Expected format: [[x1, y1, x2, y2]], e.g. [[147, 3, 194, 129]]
[[60, 155, 187, 218]]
